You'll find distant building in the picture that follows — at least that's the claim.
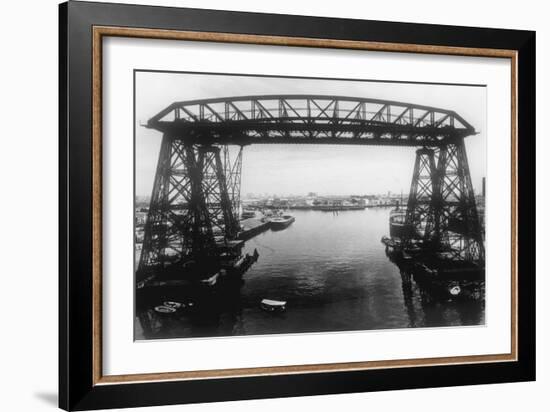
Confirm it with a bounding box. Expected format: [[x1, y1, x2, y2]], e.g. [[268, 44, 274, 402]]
[[135, 212, 148, 226]]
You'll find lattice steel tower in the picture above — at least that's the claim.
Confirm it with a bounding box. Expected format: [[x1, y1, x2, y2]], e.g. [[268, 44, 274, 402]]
[[405, 142, 485, 264], [137, 136, 243, 282]]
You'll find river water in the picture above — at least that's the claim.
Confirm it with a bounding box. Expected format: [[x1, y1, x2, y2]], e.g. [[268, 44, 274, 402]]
[[135, 208, 484, 340]]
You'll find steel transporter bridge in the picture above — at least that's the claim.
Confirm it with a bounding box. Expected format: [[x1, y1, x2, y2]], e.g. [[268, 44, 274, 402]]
[[137, 95, 485, 286]]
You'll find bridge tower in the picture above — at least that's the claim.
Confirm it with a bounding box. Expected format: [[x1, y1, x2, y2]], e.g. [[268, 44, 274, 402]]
[[137, 135, 243, 282], [405, 140, 485, 264]]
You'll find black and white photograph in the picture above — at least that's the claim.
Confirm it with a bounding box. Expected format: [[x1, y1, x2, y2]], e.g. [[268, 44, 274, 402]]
[[134, 71, 487, 340], [1, 0, 541, 410]]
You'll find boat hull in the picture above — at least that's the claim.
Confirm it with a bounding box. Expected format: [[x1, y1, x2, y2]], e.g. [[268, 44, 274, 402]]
[[269, 216, 295, 230]]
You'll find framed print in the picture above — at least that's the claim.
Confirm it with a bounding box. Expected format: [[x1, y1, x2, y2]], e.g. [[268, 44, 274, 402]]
[[59, 1, 535, 410]]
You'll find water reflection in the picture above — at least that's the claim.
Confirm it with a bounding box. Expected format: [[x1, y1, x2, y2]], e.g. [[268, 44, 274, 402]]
[[136, 209, 484, 340]]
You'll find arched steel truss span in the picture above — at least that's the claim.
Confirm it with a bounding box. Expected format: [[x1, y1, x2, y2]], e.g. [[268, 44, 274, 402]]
[[146, 95, 477, 146]]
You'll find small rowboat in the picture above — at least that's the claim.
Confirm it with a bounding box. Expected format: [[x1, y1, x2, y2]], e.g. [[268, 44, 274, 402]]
[[163, 301, 183, 309], [449, 285, 462, 296], [154, 305, 176, 314], [260, 299, 287, 312]]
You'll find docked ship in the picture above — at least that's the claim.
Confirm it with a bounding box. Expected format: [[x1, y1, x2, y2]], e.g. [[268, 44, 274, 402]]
[[269, 214, 295, 230], [389, 208, 414, 239]]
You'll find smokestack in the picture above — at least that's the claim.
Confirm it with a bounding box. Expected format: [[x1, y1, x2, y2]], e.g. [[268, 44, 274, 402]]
[[482, 177, 486, 197]]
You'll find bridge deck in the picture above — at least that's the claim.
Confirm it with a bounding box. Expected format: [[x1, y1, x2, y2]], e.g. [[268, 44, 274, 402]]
[[146, 95, 477, 146]]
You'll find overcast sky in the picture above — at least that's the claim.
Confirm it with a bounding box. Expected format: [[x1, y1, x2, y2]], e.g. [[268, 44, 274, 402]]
[[135, 71, 486, 197]]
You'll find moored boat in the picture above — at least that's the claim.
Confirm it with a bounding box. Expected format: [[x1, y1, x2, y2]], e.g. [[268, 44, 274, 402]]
[[389, 209, 415, 239], [269, 214, 295, 230], [260, 299, 287, 312], [154, 305, 176, 314]]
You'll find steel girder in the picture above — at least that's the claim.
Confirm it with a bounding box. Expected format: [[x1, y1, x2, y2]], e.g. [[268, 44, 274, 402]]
[[222, 145, 243, 227], [405, 148, 438, 242], [199, 146, 240, 240], [146, 95, 476, 146]]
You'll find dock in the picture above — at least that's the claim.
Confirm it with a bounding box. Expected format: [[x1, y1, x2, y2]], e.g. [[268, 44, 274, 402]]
[[237, 217, 270, 240]]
